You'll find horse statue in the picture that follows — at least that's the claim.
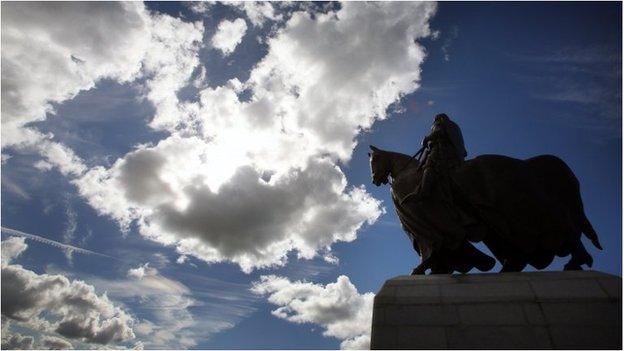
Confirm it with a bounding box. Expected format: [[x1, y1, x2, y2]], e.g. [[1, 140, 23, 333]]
[[369, 145, 602, 275]]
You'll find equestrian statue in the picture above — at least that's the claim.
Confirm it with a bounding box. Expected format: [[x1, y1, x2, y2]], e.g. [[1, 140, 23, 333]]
[[369, 113, 602, 275]]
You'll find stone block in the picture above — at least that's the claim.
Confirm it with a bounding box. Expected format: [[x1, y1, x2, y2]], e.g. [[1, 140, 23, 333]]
[[439, 281, 535, 303], [531, 278, 608, 301], [521, 302, 546, 325], [372, 307, 385, 325], [396, 326, 447, 349], [597, 276, 622, 299], [446, 326, 552, 349], [393, 284, 440, 304], [371, 271, 622, 349], [385, 304, 458, 326], [374, 285, 396, 304], [540, 301, 621, 326], [549, 325, 622, 349], [370, 326, 397, 350], [457, 302, 526, 325]]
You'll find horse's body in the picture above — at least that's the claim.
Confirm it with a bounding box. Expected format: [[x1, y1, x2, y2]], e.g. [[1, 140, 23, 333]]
[[369, 146, 601, 274]]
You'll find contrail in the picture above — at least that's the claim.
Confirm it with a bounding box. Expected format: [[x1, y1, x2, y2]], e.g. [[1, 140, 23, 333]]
[[1, 226, 117, 260]]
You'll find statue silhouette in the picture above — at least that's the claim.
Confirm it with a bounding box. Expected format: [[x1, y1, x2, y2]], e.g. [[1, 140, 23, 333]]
[[369, 114, 601, 275]]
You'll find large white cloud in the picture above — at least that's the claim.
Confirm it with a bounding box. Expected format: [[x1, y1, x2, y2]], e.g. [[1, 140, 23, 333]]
[[73, 2, 435, 272], [252, 275, 374, 349], [1, 2, 150, 145], [1, 2, 203, 176], [4, 2, 435, 272], [242, 1, 437, 160], [75, 138, 382, 272], [211, 18, 248, 56], [1, 238, 135, 346]]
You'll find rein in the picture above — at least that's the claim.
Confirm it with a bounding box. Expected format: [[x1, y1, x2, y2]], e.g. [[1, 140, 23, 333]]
[[394, 145, 427, 178]]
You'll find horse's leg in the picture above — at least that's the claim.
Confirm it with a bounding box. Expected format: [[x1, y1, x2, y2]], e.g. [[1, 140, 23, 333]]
[[411, 256, 435, 275], [500, 253, 527, 272], [444, 241, 490, 273], [430, 253, 454, 274], [564, 240, 592, 271], [458, 241, 496, 272], [430, 261, 453, 274], [529, 250, 555, 270]]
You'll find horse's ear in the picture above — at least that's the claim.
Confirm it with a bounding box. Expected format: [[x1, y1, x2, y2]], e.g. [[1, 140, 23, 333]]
[[369, 145, 379, 152]]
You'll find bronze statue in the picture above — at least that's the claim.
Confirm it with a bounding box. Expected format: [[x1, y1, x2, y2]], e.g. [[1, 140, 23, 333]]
[[402, 113, 466, 205], [369, 114, 602, 275]]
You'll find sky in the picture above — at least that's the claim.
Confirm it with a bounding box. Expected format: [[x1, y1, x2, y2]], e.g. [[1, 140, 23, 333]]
[[0, 1, 621, 350]]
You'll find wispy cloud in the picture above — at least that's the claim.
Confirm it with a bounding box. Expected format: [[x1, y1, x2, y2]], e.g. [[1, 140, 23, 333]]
[[80, 267, 259, 348], [441, 26, 459, 62], [510, 45, 621, 129], [1, 177, 31, 200]]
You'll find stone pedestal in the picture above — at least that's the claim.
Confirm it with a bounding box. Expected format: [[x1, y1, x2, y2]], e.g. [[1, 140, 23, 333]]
[[371, 271, 621, 349]]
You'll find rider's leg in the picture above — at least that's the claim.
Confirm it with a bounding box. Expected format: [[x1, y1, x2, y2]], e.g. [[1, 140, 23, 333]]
[[401, 166, 436, 205]]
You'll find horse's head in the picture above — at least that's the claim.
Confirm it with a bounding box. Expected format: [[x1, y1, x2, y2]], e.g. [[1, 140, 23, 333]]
[[369, 145, 391, 186]]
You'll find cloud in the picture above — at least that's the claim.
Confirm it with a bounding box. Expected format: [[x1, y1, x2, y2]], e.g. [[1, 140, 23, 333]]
[[1, 332, 34, 350], [1, 226, 115, 260], [211, 18, 248, 56], [63, 200, 78, 244], [441, 26, 458, 62], [252, 275, 374, 349], [41, 336, 73, 350], [1, 2, 203, 176], [73, 2, 435, 273], [127, 263, 158, 280], [1, 2, 150, 147], [75, 144, 382, 272], [0, 239, 135, 346], [0, 2, 154, 177], [231, 2, 283, 27], [1, 237, 28, 266], [85, 265, 257, 348], [511, 45, 621, 124]]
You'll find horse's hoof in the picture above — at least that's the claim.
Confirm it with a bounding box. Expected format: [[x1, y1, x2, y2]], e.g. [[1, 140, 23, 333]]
[[564, 263, 583, 271], [476, 256, 496, 272], [411, 267, 427, 275]]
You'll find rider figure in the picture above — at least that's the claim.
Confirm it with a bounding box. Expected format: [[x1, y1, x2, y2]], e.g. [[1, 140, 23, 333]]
[[402, 113, 467, 205]]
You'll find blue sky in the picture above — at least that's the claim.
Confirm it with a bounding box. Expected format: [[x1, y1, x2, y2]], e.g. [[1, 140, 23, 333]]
[[1, 2, 621, 350]]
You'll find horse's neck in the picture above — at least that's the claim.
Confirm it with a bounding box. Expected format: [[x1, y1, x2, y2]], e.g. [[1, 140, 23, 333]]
[[388, 152, 418, 180]]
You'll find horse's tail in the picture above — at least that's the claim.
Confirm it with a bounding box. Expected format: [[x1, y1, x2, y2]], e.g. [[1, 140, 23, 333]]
[[562, 158, 603, 251], [527, 155, 602, 251], [578, 201, 602, 250]]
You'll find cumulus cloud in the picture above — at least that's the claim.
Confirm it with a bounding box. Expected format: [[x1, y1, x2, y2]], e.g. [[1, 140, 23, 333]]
[[3, 1, 435, 274], [1, 2, 203, 176], [73, 2, 436, 273], [231, 2, 283, 27], [1, 332, 35, 350], [211, 18, 248, 56], [127, 263, 158, 280], [0, 2, 150, 176], [1, 237, 28, 265], [75, 143, 382, 272], [0, 239, 135, 346], [252, 275, 374, 349], [1, 2, 150, 146], [41, 336, 73, 350]]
